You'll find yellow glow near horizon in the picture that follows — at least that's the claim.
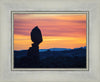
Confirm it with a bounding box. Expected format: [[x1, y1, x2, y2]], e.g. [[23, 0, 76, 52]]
[[14, 34, 86, 50]]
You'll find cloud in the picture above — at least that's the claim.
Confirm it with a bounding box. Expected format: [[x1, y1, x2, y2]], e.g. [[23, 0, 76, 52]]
[[14, 14, 86, 39]]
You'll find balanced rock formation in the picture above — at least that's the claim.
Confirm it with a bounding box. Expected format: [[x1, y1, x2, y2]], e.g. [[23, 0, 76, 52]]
[[27, 26, 43, 67], [31, 26, 43, 44]]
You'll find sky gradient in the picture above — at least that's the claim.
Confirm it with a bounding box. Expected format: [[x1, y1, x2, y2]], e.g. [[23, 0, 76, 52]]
[[14, 13, 86, 50]]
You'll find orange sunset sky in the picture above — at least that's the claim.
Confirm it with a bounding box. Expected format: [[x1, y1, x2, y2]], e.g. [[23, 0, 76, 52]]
[[14, 13, 86, 50]]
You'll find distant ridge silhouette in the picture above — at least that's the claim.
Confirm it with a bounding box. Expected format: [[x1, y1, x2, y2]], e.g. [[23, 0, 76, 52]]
[[14, 47, 86, 68]]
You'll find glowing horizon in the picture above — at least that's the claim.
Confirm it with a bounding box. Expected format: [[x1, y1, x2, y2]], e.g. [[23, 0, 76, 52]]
[[14, 13, 86, 50]]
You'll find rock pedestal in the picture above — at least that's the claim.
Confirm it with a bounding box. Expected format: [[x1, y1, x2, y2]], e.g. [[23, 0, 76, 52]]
[[27, 26, 43, 67]]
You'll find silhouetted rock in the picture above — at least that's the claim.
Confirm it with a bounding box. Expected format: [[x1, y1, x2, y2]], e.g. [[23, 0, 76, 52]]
[[26, 26, 43, 68], [27, 43, 39, 56], [31, 26, 43, 43]]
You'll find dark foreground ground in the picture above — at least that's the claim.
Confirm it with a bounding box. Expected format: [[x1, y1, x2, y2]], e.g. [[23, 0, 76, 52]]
[[14, 47, 86, 68]]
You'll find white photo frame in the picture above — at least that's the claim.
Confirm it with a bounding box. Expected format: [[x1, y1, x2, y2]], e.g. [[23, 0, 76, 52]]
[[0, 0, 100, 82], [11, 11, 88, 71]]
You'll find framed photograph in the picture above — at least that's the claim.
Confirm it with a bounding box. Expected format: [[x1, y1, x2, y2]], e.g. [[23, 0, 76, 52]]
[[0, 0, 100, 82], [12, 11, 88, 71]]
